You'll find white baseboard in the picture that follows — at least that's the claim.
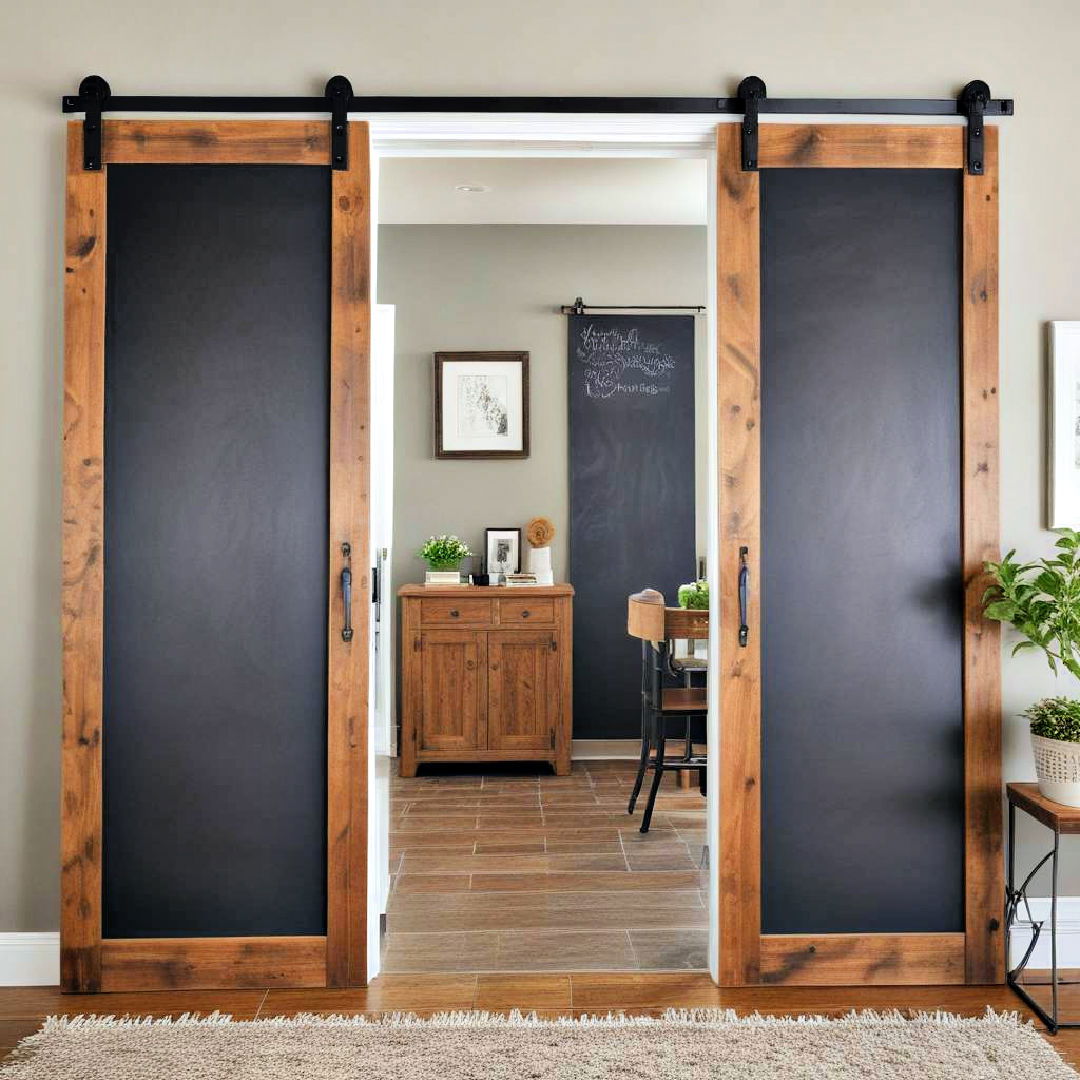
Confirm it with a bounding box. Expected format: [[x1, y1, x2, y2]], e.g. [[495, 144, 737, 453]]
[[1009, 897, 1080, 970], [0, 933, 59, 986], [571, 739, 640, 760]]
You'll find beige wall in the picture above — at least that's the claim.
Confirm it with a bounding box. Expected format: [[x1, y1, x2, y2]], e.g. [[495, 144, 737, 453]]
[[3, 0, 1080, 930], [378, 224, 708, 600]]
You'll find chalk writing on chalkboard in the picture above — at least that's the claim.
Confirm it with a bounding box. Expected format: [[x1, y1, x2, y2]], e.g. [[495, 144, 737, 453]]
[[574, 321, 678, 400]]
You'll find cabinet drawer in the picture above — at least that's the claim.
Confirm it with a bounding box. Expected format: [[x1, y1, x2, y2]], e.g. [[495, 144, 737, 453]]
[[498, 598, 555, 625], [420, 598, 494, 626]]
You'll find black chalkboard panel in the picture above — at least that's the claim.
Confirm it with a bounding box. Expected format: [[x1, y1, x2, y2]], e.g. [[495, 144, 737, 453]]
[[760, 169, 964, 934], [103, 165, 330, 937], [568, 315, 696, 740]]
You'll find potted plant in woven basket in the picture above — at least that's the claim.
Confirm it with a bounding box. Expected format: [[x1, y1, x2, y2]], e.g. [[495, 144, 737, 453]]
[[984, 528, 1080, 806]]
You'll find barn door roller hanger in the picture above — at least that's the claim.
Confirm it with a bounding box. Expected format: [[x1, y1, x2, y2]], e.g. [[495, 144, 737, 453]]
[[737, 76, 1002, 176], [64, 74, 356, 172], [63, 75, 1012, 176]]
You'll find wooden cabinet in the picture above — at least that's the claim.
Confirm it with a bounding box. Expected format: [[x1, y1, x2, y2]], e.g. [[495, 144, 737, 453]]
[[399, 585, 573, 776]]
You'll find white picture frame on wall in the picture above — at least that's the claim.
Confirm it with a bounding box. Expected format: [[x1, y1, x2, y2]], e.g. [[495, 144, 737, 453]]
[[1049, 321, 1080, 528]]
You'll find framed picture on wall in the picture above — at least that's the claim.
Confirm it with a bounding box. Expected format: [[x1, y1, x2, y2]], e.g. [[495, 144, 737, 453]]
[[1049, 322, 1080, 527], [485, 527, 521, 578], [434, 351, 530, 459]]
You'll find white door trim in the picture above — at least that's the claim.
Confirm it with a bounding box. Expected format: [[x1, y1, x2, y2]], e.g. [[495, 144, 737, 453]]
[[366, 112, 723, 980]]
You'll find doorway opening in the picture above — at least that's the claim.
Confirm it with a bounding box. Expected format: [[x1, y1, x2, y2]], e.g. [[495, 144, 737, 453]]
[[367, 138, 719, 978]]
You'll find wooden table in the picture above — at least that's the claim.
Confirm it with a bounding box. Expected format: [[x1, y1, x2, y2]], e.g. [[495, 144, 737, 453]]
[[1006, 782, 1080, 1032], [664, 606, 708, 789]]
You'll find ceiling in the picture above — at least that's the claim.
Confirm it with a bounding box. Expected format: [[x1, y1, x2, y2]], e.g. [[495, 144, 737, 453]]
[[378, 157, 708, 226]]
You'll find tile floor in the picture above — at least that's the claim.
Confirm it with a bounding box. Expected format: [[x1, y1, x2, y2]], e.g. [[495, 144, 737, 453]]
[[384, 759, 708, 973]]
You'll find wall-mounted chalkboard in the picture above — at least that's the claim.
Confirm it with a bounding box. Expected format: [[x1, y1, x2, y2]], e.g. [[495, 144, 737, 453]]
[[760, 168, 964, 934], [102, 165, 330, 937], [568, 315, 696, 740]]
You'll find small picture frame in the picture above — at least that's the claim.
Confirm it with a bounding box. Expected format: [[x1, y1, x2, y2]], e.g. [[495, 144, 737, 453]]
[[434, 351, 530, 459], [1049, 322, 1080, 528], [485, 527, 522, 578]]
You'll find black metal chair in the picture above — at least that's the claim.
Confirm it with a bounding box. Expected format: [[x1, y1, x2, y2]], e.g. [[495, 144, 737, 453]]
[[625, 589, 707, 833]]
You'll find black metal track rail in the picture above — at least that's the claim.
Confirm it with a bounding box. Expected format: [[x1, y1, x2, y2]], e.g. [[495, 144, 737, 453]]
[[61, 92, 1014, 117]]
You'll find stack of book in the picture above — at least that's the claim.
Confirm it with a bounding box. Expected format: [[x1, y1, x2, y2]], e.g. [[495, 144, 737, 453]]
[[504, 573, 540, 587]]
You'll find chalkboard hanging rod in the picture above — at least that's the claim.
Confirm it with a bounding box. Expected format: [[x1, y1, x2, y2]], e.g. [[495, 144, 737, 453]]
[[560, 298, 705, 315]]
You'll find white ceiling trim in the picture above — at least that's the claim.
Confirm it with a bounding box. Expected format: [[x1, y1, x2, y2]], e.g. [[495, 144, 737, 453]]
[[367, 113, 719, 158]]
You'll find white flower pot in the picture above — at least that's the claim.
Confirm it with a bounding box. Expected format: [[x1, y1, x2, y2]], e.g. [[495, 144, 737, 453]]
[[525, 545, 554, 585], [1032, 732, 1080, 807]]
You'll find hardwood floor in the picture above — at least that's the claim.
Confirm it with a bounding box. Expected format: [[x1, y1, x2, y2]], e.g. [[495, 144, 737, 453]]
[[3, 978, 1080, 1068], [385, 760, 708, 972]]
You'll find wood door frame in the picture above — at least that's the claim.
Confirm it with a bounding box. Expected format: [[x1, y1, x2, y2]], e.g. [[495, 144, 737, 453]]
[[715, 122, 1002, 986], [61, 119, 371, 992]]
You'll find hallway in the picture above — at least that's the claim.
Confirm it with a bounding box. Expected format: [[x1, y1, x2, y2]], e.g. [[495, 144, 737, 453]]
[[384, 760, 709, 972]]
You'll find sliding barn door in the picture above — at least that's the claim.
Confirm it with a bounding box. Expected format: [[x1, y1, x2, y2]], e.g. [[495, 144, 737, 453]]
[[61, 120, 371, 991], [715, 123, 1001, 985]]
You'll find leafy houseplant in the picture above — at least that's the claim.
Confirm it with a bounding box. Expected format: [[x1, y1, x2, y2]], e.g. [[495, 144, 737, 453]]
[[984, 528, 1080, 804], [418, 534, 473, 572], [677, 580, 709, 611], [1024, 698, 1080, 743]]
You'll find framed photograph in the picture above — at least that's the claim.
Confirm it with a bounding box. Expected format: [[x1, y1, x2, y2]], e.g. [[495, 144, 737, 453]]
[[434, 351, 529, 459], [485, 527, 521, 577], [1049, 322, 1080, 528]]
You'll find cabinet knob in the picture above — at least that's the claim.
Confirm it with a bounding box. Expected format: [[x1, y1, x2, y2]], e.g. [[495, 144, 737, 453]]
[[521, 610, 530, 618], [449, 609, 460, 618]]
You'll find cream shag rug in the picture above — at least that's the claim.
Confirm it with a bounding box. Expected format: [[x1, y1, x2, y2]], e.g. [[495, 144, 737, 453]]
[[1, 1009, 1075, 1079]]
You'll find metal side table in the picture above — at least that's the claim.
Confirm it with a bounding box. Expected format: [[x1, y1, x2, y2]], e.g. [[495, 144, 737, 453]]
[[1006, 782, 1080, 1033]]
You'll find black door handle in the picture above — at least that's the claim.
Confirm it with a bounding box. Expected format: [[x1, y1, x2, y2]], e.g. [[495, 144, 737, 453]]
[[341, 542, 353, 643], [738, 546, 749, 648]]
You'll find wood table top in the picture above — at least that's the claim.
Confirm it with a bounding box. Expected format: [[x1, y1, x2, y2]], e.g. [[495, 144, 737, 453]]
[[1007, 782, 1080, 833], [398, 582, 575, 597]]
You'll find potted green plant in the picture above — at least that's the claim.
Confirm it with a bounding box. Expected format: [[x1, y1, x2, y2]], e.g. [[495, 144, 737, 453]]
[[418, 534, 473, 573], [677, 579, 709, 610], [984, 528, 1080, 805]]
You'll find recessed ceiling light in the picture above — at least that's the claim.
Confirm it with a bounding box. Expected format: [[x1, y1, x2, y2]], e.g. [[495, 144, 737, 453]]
[[454, 183, 491, 194]]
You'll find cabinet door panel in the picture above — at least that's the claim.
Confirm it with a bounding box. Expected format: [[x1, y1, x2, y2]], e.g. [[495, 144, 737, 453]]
[[420, 631, 484, 751], [488, 631, 558, 752]]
